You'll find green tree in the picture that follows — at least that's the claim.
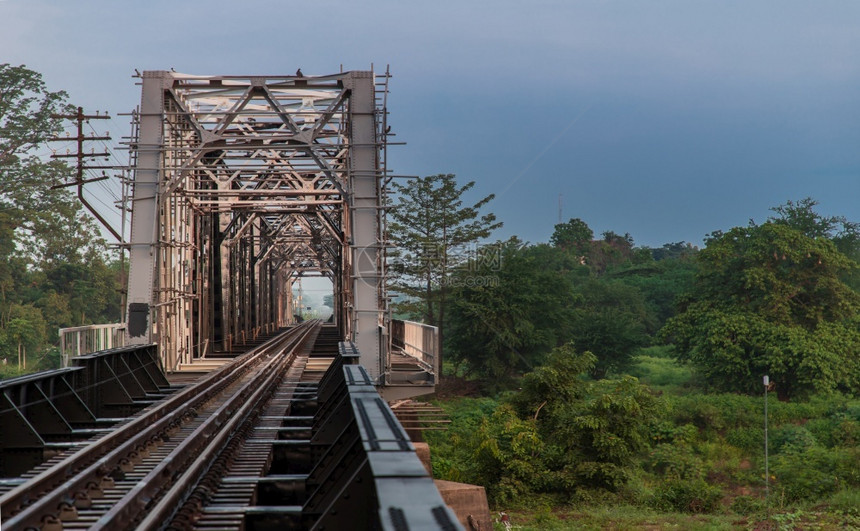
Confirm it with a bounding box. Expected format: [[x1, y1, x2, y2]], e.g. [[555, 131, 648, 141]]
[[769, 197, 860, 290], [651, 241, 698, 262], [585, 231, 637, 275], [445, 239, 576, 384], [0, 304, 46, 369], [608, 253, 698, 332], [571, 279, 650, 379], [0, 64, 121, 375], [388, 174, 502, 370], [551, 218, 593, 255], [661, 214, 860, 399], [470, 344, 661, 501]]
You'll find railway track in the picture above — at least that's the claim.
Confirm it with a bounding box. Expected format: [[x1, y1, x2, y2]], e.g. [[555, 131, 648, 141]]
[[1, 320, 322, 530]]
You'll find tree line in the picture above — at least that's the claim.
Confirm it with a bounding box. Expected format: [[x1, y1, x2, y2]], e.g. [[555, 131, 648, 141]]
[[0, 64, 122, 374], [390, 176, 860, 401], [389, 176, 860, 511]]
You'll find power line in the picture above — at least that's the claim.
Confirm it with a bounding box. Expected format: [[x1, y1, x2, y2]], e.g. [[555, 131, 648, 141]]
[[47, 107, 122, 242]]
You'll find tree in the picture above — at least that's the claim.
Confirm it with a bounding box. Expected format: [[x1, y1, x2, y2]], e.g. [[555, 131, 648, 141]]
[[0, 64, 121, 375], [650, 241, 697, 262], [551, 218, 593, 255], [607, 251, 698, 332], [769, 197, 860, 290], [570, 279, 650, 379], [551, 219, 641, 275], [388, 174, 502, 371], [0, 304, 46, 369], [661, 211, 860, 399], [470, 344, 661, 502], [585, 231, 637, 275], [445, 239, 577, 384]]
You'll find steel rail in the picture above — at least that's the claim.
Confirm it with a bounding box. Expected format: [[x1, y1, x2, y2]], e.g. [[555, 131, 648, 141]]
[[95, 320, 318, 530], [0, 321, 318, 529]]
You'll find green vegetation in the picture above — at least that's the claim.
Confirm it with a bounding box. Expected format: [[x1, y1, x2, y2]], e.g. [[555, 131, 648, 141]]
[[416, 198, 860, 528], [0, 64, 122, 375], [428, 359, 860, 529], [387, 173, 502, 370]]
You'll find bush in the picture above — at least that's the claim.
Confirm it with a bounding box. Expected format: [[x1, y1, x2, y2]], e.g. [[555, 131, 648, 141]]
[[725, 426, 764, 452], [770, 425, 817, 454], [649, 421, 697, 445], [668, 394, 761, 436], [772, 445, 860, 501], [650, 478, 722, 513], [730, 495, 764, 515], [629, 353, 692, 388], [646, 444, 704, 480], [471, 404, 549, 504], [425, 397, 499, 483], [829, 488, 860, 516]]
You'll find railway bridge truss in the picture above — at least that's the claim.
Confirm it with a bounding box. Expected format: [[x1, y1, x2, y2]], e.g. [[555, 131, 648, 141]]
[[125, 69, 413, 388], [0, 71, 473, 530]]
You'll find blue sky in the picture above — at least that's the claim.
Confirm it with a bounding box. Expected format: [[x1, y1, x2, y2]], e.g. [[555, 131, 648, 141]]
[[2, 0, 859, 248]]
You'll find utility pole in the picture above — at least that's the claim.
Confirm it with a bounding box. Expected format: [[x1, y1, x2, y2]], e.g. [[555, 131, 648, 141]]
[[48, 106, 123, 242], [49, 107, 128, 324]]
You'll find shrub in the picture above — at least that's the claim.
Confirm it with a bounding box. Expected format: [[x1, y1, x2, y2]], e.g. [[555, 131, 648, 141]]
[[668, 394, 761, 435], [649, 421, 697, 445], [629, 353, 692, 388], [650, 478, 722, 513], [830, 488, 860, 516], [647, 444, 704, 480], [471, 404, 550, 504], [834, 420, 860, 447], [730, 495, 764, 515], [726, 426, 764, 452], [770, 425, 817, 454], [772, 445, 860, 501]]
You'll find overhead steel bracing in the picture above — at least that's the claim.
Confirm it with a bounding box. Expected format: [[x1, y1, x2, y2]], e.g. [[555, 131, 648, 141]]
[[125, 70, 390, 379]]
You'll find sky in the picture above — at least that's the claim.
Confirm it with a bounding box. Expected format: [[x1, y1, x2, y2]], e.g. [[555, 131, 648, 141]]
[[2, 0, 859, 248]]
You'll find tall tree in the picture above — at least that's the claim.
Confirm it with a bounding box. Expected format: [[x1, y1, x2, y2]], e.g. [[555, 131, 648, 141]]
[[0, 64, 120, 372], [550, 218, 593, 255], [388, 174, 502, 370], [446, 240, 577, 383], [570, 278, 650, 379], [661, 206, 860, 399]]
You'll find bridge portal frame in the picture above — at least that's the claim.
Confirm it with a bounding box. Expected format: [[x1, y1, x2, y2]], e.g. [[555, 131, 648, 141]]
[[124, 70, 389, 379]]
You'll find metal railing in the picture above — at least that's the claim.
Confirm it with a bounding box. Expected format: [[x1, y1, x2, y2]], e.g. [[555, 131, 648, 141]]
[[299, 341, 462, 530], [59, 323, 126, 367], [390, 319, 439, 375]]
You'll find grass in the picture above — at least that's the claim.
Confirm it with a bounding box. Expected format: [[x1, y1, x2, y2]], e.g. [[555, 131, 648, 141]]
[[0, 364, 29, 380], [489, 505, 741, 530], [487, 501, 860, 530]]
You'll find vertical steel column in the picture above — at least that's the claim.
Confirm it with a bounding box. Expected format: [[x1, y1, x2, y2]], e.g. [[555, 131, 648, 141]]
[[125, 71, 168, 346], [346, 72, 384, 379]]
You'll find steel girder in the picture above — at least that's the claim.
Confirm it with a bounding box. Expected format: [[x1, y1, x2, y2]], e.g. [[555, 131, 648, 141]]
[[125, 71, 388, 377]]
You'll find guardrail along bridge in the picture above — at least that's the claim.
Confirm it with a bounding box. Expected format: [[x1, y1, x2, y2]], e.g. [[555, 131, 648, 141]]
[[0, 70, 473, 530]]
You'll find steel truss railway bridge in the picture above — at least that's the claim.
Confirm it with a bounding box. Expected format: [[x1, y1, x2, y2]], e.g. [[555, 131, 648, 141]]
[[0, 71, 474, 530]]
